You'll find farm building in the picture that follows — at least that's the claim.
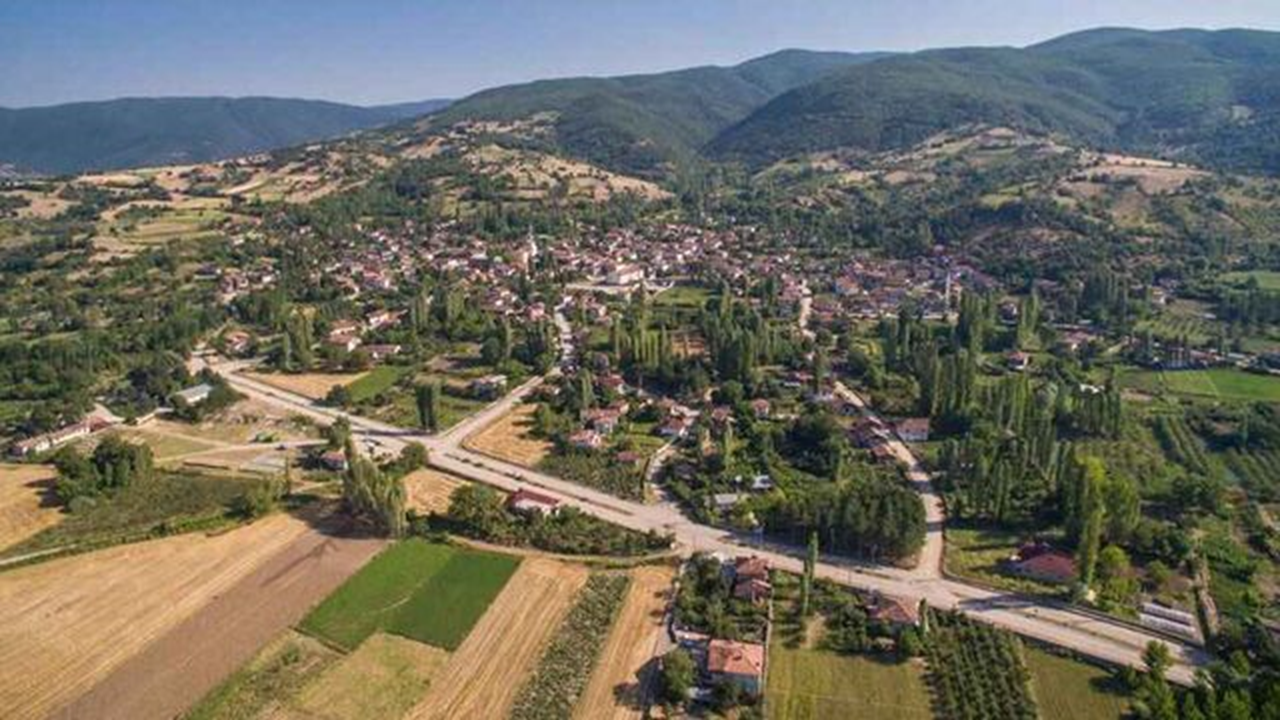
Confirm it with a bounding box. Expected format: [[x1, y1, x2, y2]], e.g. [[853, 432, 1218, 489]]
[[173, 383, 214, 406]]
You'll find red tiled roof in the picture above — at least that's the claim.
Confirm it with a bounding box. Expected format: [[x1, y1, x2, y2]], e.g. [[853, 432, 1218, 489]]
[[1014, 551, 1077, 582], [508, 488, 561, 508], [868, 595, 920, 625], [735, 556, 770, 581], [707, 640, 765, 677]]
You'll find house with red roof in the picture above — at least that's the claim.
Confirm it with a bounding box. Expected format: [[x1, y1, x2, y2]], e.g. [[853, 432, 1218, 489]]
[[867, 594, 921, 627], [1007, 543, 1077, 584], [706, 640, 766, 695], [507, 488, 562, 516]]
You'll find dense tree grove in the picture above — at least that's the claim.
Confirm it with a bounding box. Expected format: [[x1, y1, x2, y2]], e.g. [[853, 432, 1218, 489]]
[[53, 436, 155, 506], [341, 439, 406, 537]]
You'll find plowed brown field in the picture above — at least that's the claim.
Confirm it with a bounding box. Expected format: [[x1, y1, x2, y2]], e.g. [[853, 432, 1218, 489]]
[[0, 515, 313, 719]]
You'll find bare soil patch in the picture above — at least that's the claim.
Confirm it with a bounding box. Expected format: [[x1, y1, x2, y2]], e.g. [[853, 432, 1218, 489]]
[[575, 565, 676, 720], [0, 514, 313, 719], [244, 372, 369, 401], [0, 464, 60, 551], [463, 404, 551, 468], [407, 559, 589, 720], [403, 469, 468, 516]]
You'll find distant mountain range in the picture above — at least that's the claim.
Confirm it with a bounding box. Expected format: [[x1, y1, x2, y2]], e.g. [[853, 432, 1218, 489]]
[[7, 27, 1280, 178], [707, 29, 1280, 174], [431, 49, 892, 176], [0, 97, 451, 175]]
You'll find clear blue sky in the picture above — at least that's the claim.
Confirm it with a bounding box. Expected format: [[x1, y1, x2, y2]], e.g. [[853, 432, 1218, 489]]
[[3, 0, 1279, 108]]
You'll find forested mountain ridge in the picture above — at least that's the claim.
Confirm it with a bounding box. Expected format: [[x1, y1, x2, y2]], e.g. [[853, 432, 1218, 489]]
[[0, 96, 451, 175], [429, 49, 890, 177], [708, 28, 1280, 175]]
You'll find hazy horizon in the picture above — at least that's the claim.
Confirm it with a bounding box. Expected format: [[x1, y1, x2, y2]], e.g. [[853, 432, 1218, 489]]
[[3, 0, 1280, 108]]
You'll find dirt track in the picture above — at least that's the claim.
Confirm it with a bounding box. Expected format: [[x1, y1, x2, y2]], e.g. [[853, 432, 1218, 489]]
[[408, 558, 587, 720], [46, 512, 386, 720], [575, 565, 675, 719]]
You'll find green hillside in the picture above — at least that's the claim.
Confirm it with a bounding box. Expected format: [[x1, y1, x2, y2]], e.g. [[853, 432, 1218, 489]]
[[708, 28, 1280, 174], [432, 50, 889, 177], [0, 96, 450, 175]]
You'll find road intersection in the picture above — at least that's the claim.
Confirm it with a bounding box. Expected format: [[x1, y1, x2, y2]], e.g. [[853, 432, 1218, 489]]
[[213, 346, 1210, 685]]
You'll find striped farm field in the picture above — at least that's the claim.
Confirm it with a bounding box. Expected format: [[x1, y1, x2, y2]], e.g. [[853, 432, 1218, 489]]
[[408, 559, 590, 720]]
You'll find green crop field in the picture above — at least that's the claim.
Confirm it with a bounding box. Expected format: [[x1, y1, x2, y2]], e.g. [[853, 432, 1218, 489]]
[[347, 365, 411, 403], [300, 540, 518, 651], [1122, 368, 1280, 402], [386, 550, 520, 650], [1221, 270, 1280, 291], [300, 540, 456, 650], [766, 646, 933, 720], [1025, 648, 1128, 720]]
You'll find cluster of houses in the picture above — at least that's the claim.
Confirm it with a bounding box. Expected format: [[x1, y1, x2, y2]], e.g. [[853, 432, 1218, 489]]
[[671, 555, 774, 698], [820, 255, 993, 322], [669, 554, 928, 702], [848, 415, 930, 464]]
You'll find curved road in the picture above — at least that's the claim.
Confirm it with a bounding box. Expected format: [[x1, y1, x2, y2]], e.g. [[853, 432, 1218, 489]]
[[214, 351, 1209, 686]]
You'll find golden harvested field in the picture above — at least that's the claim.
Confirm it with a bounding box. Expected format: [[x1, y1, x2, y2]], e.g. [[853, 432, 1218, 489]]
[[0, 464, 60, 551], [403, 469, 468, 516], [113, 427, 221, 461], [463, 404, 551, 468], [0, 514, 312, 720], [575, 565, 676, 720], [407, 559, 589, 720], [291, 633, 450, 720], [244, 371, 369, 400]]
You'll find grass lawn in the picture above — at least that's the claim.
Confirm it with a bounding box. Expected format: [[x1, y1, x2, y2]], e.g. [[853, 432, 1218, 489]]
[[944, 524, 1066, 596], [653, 285, 712, 308], [1, 471, 262, 558], [767, 646, 933, 720], [347, 365, 411, 403], [1025, 647, 1129, 720], [386, 391, 485, 432], [1122, 368, 1280, 403], [300, 539, 518, 651]]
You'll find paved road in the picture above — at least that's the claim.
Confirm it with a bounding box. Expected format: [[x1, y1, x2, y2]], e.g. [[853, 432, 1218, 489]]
[[832, 381, 946, 580], [216, 357, 1210, 685]]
